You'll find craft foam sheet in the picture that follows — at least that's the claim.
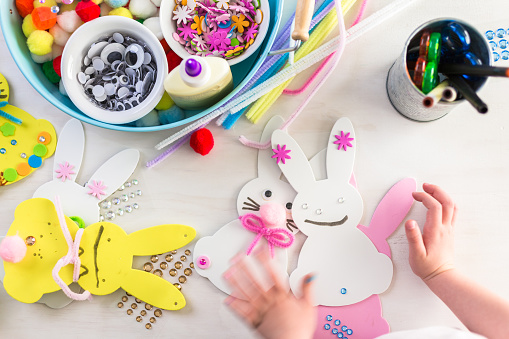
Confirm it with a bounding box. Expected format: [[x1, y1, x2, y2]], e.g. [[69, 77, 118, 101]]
[[33, 119, 140, 227], [0, 73, 57, 186], [193, 116, 297, 295], [271, 118, 394, 307], [2, 198, 196, 310]]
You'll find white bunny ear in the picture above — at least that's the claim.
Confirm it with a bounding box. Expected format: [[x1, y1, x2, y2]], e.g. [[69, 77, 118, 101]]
[[258, 115, 285, 180], [52, 120, 84, 182], [326, 117, 356, 183], [271, 130, 315, 193], [85, 149, 140, 199]]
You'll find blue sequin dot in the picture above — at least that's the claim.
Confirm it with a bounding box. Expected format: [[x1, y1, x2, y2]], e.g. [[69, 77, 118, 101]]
[[334, 319, 341, 326], [343, 337, 348, 339], [0, 148, 5, 154], [10, 140, 17, 145], [337, 333, 344, 338], [324, 324, 330, 330], [28, 155, 42, 168], [489, 41, 497, 51], [485, 30, 494, 40], [502, 50, 509, 60], [500, 39, 508, 49], [326, 315, 333, 321], [342, 325, 348, 331], [494, 52, 500, 62], [332, 328, 338, 335], [346, 329, 353, 335], [497, 28, 506, 38], [340, 288, 347, 294]]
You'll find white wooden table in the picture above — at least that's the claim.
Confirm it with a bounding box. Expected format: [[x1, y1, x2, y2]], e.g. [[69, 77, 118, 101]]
[[1, 0, 509, 337]]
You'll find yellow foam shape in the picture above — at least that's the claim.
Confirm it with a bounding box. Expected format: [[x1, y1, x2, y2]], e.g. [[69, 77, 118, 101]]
[[0, 73, 9, 101], [0, 83, 56, 186], [3, 198, 197, 310]]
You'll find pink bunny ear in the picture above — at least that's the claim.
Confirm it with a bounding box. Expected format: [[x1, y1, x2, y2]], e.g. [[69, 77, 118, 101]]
[[0, 235, 27, 263]]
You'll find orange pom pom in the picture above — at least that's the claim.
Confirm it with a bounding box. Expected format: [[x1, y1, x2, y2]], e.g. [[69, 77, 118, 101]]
[[16, 0, 34, 18], [31, 6, 57, 30], [190, 128, 214, 156]]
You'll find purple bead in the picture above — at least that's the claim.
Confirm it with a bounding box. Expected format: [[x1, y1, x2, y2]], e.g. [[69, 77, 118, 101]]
[[185, 58, 202, 77]]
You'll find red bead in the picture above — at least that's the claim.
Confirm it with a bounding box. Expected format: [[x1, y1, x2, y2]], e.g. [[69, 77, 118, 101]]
[[190, 128, 214, 156], [53, 55, 62, 77], [75, 0, 100, 23], [166, 49, 182, 73]]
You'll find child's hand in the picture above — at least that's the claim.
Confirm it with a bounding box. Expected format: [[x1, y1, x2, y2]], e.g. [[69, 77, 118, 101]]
[[224, 249, 316, 339], [405, 183, 456, 282]]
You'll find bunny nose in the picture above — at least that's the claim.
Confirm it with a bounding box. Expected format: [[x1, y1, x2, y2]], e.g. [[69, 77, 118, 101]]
[[260, 203, 286, 227], [0, 235, 27, 263]]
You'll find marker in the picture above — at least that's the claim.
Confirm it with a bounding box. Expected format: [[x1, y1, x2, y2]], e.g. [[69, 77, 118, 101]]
[[447, 75, 488, 114], [422, 80, 457, 107], [439, 64, 509, 77]]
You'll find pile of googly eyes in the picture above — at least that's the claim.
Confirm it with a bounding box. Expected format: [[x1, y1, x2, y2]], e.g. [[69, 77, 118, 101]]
[[77, 33, 157, 111]]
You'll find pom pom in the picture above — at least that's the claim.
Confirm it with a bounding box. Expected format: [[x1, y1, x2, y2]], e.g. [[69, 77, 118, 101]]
[[158, 105, 184, 124], [16, 0, 34, 18], [135, 109, 160, 127], [32, 6, 57, 30], [108, 7, 133, 19], [143, 17, 163, 40], [0, 235, 27, 263], [105, 0, 129, 8], [155, 92, 174, 111], [56, 10, 83, 33], [22, 14, 38, 38], [129, 0, 157, 19], [190, 128, 214, 156], [150, 0, 162, 6], [60, 1, 78, 12], [260, 203, 286, 226], [31, 51, 53, 64], [166, 49, 182, 72], [43, 60, 61, 84], [27, 30, 54, 56], [53, 55, 62, 76], [49, 23, 71, 46], [160, 38, 171, 54], [100, 2, 113, 16], [52, 43, 64, 59], [75, 0, 100, 22], [33, 0, 57, 8], [92, 0, 104, 4]]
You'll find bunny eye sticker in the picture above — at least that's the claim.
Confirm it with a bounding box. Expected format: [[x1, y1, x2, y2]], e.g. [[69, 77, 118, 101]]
[[271, 144, 291, 164], [333, 131, 354, 151], [262, 189, 273, 200]]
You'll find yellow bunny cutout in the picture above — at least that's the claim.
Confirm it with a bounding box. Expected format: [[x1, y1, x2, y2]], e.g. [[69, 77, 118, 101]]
[[1, 198, 196, 310]]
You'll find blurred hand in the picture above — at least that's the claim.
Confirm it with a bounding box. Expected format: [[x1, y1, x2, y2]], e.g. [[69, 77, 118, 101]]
[[405, 183, 456, 282], [224, 249, 316, 339]]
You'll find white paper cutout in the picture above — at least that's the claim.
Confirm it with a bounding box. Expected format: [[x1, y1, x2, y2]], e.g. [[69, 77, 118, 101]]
[[194, 116, 297, 295], [272, 118, 393, 306]]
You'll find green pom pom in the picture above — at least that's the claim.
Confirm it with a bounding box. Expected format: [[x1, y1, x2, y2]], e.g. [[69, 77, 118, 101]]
[[42, 60, 61, 84]]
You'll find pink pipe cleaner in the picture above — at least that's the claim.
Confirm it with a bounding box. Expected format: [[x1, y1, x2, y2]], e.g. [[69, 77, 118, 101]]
[[283, 0, 368, 96], [239, 213, 294, 258], [51, 196, 92, 301]]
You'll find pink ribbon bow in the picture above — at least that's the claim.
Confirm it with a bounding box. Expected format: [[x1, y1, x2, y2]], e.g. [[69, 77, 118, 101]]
[[239, 213, 294, 258]]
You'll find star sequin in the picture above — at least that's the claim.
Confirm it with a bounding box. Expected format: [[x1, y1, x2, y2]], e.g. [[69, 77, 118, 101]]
[[55, 161, 75, 182], [173, 6, 193, 25], [272, 144, 291, 164], [87, 180, 107, 200], [333, 131, 354, 151]]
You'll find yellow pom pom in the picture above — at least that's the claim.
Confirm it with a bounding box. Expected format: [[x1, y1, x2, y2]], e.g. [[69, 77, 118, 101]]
[[22, 14, 38, 38], [155, 92, 175, 111], [33, 0, 57, 8], [92, 0, 104, 4], [27, 30, 54, 56], [108, 7, 133, 19], [60, 2, 78, 12]]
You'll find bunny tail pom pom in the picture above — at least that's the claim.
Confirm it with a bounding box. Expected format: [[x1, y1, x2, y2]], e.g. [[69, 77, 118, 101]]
[[190, 128, 214, 156], [0, 235, 27, 263], [260, 203, 287, 227]]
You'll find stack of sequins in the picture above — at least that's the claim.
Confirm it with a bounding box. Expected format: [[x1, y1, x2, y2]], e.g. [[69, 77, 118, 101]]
[[118, 248, 195, 330], [77, 33, 157, 111], [100, 178, 141, 221]]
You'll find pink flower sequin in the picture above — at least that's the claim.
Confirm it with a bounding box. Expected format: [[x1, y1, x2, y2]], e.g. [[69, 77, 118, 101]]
[[272, 144, 291, 164], [87, 180, 107, 200], [55, 161, 75, 182], [333, 131, 354, 151]]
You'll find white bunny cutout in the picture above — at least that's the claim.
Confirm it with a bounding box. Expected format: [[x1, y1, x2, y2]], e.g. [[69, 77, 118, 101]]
[[33, 119, 140, 227], [193, 116, 297, 295], [271, 117, 393, 306]]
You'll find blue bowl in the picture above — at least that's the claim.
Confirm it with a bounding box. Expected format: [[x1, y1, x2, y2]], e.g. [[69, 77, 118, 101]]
[[0, 0, 282, 132]]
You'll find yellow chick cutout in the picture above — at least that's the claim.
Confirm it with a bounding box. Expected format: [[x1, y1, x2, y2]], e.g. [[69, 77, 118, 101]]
[[3, 198, 196, 310], [0, 72, 56, 185]]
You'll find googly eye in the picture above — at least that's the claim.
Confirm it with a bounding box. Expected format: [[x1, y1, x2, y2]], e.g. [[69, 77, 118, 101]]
[[125, 44, 145, 69], [286, 202, 292, 210], [262, 190, 272, 200], [100, 43, 126, 66]]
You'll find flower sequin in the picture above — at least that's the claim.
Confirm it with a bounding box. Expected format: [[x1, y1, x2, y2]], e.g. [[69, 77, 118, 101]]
[[333, 131, 354, 151], [87, 180, 107, 199], [55, 161, 75, 182], [272, 144, 291, 164], [231, 14, 250, 33]]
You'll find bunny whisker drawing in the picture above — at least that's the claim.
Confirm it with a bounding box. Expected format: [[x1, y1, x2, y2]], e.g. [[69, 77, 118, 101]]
[[242, 197, 261, 211]]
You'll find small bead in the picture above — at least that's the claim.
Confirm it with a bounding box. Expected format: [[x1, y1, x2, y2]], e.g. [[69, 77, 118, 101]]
[[165, 254, 173, 262], [112, 197, 121, 205], [332, 328, 338, 335], [153, 269, 163, 277], [338, 197, 344, 203], [101, 200, 112, 209], [324, 324, 331, 330], [121, 194, 128, 202], [117, 208, 124, 216], [302, 203, 308, 209], [184, 249, 191, 255], [169, 269, 177, 276], [145, 323, 152, 330], [145, 304, 153, 310], [341, 326, 347, 331], [25, 236, 36, 246], [326, 315, 333, 321], [143, 262, 153, 272], [129, 192, 135, 198], [132, 179, 139, 185], [151, 255, 159, 263], [316, 209, 322, 215], [0, 148, 6, 154], [160, 262, 168, 270], [334, 319, 341, 326], [141, 310, 147, 316], [133, 203, 139, 209], [125, 182, 132, 188], [340, 288, 347, 294], [173, 283, 182, 290], [135, 298, 142, 303], [20, 152, 27, 158], [117, 302, 124, 308], [171, 250, 177, 254], [175, 261, 183, 269], [180, 255, 187, 262], [131, 303, 137, 309], [136, 316, 142, 322], [184, 268, 192, 276], [178, 275, 187, 283], [150, 317, 156, 323], [10, 140, 17, 145], [154, 309, 162, 317], [136, 189, 142, 196], [125, 205, 133, 213], [189, 262, 194, 269], [122, 296, 128, 302], [127, 309, 133, 315]]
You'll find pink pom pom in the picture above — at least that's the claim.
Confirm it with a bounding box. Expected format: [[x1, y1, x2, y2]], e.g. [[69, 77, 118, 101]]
[[0, 235, 27, 263], [260, 203, 286, 227]]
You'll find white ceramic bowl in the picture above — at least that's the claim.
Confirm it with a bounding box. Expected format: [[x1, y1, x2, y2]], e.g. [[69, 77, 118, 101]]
[[61, 16, 168, 125], [160, 0, 270, 66]]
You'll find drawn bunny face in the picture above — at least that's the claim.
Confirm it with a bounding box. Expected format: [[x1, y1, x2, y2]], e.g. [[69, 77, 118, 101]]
[[2, 198, 195, 310], [271, 118, 363, 237], [33, 119, 139, 227]]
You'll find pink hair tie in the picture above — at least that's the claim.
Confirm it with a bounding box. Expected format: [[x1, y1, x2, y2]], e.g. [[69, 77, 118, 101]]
[[51, 196, 92, 301], [239, 213, 294, 258]]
